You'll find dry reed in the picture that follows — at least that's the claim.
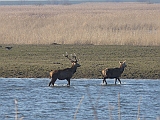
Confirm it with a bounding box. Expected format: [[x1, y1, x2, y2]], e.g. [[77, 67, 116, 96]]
[[15, 99, 18, 120], [14, 99, 23, 120], [137, 97, 142, 120], [74, 95, 84, 120], [118, 93, 121, 120], [0, 2, 160, 46]]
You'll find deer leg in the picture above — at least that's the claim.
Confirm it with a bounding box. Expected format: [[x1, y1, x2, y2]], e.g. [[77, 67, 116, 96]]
[[49, 81, 52, 86], [115, 78, 117, 85], [117, 78, 121, 84], [49, 78, 56, 86], [67, 78, 70, 86], [52, 81, 55, 86], [103, 77, 107, 85], [49, 78, 53, 86]]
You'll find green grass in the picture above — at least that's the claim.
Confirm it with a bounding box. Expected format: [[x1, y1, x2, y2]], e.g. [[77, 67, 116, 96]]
[[0, 45, 160, 79]]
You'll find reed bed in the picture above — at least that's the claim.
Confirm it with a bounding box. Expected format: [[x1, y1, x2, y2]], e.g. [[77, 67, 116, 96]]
[[0, 2, 160, 46]]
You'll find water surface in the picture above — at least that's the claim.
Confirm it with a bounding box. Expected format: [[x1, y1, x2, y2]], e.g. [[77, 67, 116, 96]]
[[0, 78, 159, 120]]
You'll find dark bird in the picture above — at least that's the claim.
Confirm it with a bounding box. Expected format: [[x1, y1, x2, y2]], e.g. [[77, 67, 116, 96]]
[[5, 46, 12, 50]]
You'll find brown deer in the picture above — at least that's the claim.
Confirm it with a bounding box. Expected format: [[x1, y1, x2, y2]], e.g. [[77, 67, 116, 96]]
[[49, 52, 80, 86], [102, 60, 127, 85]]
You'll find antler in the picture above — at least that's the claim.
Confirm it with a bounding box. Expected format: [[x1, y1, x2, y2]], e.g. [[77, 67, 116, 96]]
[[63, 52, 72, 61], [72, 53, 78, 62], [63, 52, 79, 63]]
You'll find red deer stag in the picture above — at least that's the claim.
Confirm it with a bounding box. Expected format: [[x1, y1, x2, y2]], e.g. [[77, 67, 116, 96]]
[[102, 60, 127, 85], [49, 52, 80, 86]]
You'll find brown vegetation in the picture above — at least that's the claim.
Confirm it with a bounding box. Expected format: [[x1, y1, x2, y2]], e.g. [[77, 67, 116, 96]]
[[0, 2, 160, 46]]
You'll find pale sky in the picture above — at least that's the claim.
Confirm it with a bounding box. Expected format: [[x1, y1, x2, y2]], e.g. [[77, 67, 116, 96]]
[[0, 0, 86, 1], [0, 0, 82, 1]]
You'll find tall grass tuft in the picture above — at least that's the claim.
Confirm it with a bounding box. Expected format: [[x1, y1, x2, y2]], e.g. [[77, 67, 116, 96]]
[[137, 97, 142, 120], [118, 93, 121, 120], [15, 99, 18, 120], [14, 99, 23, 120], [74, 95, 84, 120]]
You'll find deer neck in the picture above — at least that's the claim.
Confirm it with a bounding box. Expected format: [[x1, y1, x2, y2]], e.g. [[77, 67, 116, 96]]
[[71, 65, 77, 74], [119, 65, 125, 73]]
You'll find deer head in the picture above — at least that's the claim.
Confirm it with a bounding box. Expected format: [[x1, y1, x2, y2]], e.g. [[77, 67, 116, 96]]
[[119, 60, 127, 68], [63, 52, 81, 67]]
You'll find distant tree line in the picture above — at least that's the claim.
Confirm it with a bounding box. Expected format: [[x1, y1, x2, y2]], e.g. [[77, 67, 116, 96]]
[[0, 0, 160, 6], [48, 0, 70, 5], [18, 0, 160, 5]]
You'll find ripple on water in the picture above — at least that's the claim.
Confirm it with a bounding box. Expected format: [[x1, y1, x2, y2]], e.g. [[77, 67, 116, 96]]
[[0, 78, 159, 120]]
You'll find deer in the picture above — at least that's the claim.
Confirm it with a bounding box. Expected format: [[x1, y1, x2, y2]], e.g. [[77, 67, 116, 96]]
[[101, 60, 127, 85], [49, 52, 81, 86]]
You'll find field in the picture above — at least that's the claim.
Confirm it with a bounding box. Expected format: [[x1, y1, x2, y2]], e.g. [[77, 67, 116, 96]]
[[0, 45, 160, 79], [0, 3, 160, 79], [0, 2, 160, 46]]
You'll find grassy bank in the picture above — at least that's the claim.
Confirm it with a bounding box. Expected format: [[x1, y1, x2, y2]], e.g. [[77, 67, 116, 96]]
[[0, 3, 160, 46], [0, 45, 159, 79]]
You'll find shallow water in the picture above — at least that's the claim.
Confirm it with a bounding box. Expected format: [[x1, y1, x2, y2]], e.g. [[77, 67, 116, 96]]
[[0, 78, 159, 120]]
